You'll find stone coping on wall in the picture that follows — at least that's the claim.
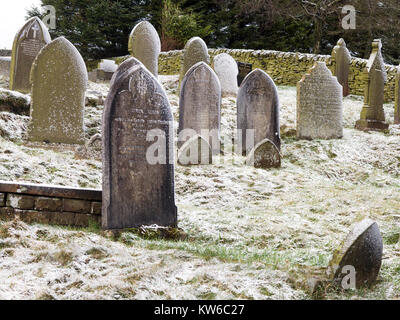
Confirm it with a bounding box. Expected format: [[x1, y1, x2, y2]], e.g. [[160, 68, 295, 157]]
[[0, 181, 102, 227]]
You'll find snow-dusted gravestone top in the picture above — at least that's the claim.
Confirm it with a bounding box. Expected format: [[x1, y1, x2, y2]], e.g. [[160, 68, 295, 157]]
[[128, 21, 161, 77], [297, 61, 343, 140], [28, 37, 87, 145], [213, 53, 238, 96], [179, 37, 210, 91], [99, 59, 118, 73], [10, 17, 51, 93], [332, 38, 351, 97], [328, 219, 383, 289], [356, 39, 388, 131], [179, 62, 221, 154], [237, 69, 281, 156], [103, 58, 177, 230]]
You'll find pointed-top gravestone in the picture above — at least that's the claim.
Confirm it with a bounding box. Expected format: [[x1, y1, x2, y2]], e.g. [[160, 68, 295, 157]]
[[237, 69, 280, 156], [179, 62, 221, 154], [128, 21, 161, 77], [103, 58, 177, 230], [179, 37, 210, 90], [328, 219, 383, 289], [356, 39, 388, 131], [297, 62, 343, 140], [332, 38, 351, 97], [213, 53, 239, 97], [9, 17, 51, 93], [394, 66, 400, 124], [28, 37, 87, 145]]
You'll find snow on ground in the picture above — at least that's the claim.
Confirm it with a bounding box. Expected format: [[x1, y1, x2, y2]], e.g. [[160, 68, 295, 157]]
[[0, 75, 399, 300]]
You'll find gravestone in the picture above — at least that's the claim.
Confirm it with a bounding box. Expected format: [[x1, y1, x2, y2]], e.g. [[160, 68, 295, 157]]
[[237, 62, 252, 86], [328, 219, 383, 289], [28, 37, 87, 145], [332, 38, 351, 97], [103, 58, 177, 230], [237, 69, 280, 156], [356, 39, 388, 131], [297, 62, 343, 140], [179, 37, 210, 91], [246, 138, 281, 169], [179, 62, 221, 153], [9, 17, 51, 93], [177, 135, 212, 166], [213, 53, 238, 96], [395, 67, 400, 124], [97, 59, 118, 81], [128, 21, 161, 77]]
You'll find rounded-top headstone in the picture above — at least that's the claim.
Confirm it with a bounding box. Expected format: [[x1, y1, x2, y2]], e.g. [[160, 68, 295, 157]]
[[328, 219, 383, 289], [213, 53, 239, 97], [237, 69, 280, 156], [332, 38, 351, 97], [179, 37, 210, 90], [297, 61, 343, 140], [246, 138, 281, 169], [10, 17, 51, 93], [128, 21, 161, 77], [179, 61, 221, 153], [28, 37, 87, 145]]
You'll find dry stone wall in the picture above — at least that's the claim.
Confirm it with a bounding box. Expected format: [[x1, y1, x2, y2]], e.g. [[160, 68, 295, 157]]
[[158, 49, 398, 102]]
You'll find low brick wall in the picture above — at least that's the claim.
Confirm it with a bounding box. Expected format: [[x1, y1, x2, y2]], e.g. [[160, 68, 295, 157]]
[[0, 181, 101, 227], [158, 49, 398, 102]]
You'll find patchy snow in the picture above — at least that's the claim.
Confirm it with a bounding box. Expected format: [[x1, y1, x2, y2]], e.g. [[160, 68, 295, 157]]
[[0, 76, 398, 300]]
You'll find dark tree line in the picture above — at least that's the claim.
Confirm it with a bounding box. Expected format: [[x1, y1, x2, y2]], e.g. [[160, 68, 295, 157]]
[[27, 0, 400, 64]]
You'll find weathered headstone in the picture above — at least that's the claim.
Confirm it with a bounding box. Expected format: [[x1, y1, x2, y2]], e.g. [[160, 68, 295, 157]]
[[395, 66, 400, 124], [246, 138, 281, 169], [237, 69, 280, 156], [28, 37, 87, 145], [297, 62, 343, 140], [328, 219, 383, 289], [128, 21, 161, 77], [179, 62, 221, 153], [97, 59, 118, 81], [0, 57, 11, 78], [179, 37, 210, 90], [213, 53, 238, 96], [332, 38, 351, 97], [103, 58, 177, 230], [237, 62, 252, 86], [177, 135, 212, 166], [356, 39, 388, 131], [9, 17, 51, 93]]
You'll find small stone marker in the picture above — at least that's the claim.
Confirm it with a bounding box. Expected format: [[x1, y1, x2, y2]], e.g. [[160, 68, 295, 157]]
[[97, 59, 118, 81], [237, 62, 252, 86], [332, 38, 351, 97], [177, 135, 212, 166], [28, 37, 87, 145], [128, 21, 161, 77], [356, 39, 388, 131], [179, 62, 221, 153], [395, 66, 400, 124], [213, 53, 238, 96], [246, 138, 281, 169], [9, 17, 51, 93], [179, 37, 210, 91], [237, 69, 280, 156], [103, 58, 177, 230], [328, 219, 383, 289], [297, 61, 343, 140]]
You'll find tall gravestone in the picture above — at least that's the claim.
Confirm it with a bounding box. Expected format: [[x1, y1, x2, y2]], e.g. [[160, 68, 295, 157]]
[[297, 62, 343, 140], [356, 39, 388, 131], [103, 58, 177, 230], [332, 38, 351, 97], [395, 66, 400, 124], [179, 62, 221, 153], [213, 53, 238, 96], [128, 21, 161, 77], [28, 37, 87, 145], [179, 37, 210, 91], [237, 69, 280, 156], [9, 17, 51, 93]]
